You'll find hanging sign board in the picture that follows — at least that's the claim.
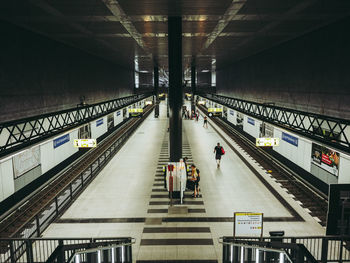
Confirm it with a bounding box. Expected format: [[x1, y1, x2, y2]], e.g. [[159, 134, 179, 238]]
[[208, 108, 223, 112], [256, 138, 279, 147], [74, 139, 97, 148], [234, 212, 263, 238], [128, 108, 143, 113]]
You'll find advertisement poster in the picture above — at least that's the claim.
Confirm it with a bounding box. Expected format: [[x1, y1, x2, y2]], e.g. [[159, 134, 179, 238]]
[[107, 113, 114, 130], [311, 143, 340, 176], [13, 146, 40, 179], [78, 124, 91, 139]]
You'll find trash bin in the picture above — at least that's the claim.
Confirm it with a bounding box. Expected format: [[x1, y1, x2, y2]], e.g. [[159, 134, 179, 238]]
[[269, 231, 285, 243]]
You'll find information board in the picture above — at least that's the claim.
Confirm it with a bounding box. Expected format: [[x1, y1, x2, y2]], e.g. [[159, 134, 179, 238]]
[[234, 212, 263, 237], [74, 139, 97, 148], [256, 138, 279, 147], [208, 108, 223, 112]]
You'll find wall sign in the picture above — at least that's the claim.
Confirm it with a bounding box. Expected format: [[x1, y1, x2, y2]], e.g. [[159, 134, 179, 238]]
[[247, 117, 255, 125], [53, 134, 70, 148], [229, 110, 234, 116], [282, 132, 298, 146], [116, 111, 121, 116], [96, 119, 104, 127]]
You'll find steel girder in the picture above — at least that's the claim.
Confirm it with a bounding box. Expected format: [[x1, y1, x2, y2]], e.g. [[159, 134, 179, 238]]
[[0, 93, 153, 158], [199, 93, 350, 154]]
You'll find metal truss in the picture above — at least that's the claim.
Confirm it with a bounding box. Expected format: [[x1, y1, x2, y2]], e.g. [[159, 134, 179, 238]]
[[0, 93, 153, 158], [199, 93, 350, 154]]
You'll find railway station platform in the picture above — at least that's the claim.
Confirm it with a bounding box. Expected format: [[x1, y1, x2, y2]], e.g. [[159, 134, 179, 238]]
[[41, 101, 325, 262]]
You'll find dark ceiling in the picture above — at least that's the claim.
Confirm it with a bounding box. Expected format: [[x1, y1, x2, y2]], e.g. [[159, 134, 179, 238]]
[[1, 0, 350, 73]]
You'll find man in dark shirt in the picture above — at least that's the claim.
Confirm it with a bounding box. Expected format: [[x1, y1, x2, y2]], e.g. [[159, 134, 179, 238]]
[[214, 142, 223, 168]]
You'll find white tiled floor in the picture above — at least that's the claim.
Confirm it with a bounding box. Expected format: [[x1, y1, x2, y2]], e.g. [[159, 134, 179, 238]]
[[42, 100, 325, 262]]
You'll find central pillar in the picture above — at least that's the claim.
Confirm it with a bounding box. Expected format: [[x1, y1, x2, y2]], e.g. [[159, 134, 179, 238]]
[[168, 17, 182, 162], [154, 65, 159, 117], [191, 62, 196, 112]]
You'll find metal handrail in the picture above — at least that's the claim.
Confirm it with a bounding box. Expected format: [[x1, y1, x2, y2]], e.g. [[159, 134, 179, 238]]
[[67, 239, 136, 263]]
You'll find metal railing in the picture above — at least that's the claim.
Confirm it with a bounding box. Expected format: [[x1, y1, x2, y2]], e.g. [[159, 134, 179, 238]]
[[198, 93, 350, 154], [0, 105, 153, 241], [220, 236, 350, 263], [0, 237, 133, 263], [220, 237, 317, 263], [0, 93, 153, 158]]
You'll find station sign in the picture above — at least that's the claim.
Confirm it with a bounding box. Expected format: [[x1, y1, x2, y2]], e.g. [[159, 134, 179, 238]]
[[256, 138, 279, 147], [234, 212, 263, 237], [208, 108, 223, 112], [74, 139, 97, 148], [145, 101, 153, 105]]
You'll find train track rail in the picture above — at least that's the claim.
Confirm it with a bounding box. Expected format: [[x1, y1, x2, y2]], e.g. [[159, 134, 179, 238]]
[[198, 104, 328, 226], [0, 106, 154, 238]]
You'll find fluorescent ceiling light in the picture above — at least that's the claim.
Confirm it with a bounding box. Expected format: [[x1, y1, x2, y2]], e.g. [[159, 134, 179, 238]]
[[201, 69, 210, 73], [139, 70, 149, 73]]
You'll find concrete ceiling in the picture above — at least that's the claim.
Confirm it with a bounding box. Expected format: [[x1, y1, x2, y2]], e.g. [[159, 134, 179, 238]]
[[1, 0, 350, 72]]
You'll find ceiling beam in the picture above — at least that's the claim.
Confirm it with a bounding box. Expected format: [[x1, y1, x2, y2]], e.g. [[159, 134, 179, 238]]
[[8, 14, 341, 23], [100, 0, 150, 54], [200, 0, 247, 52], [26, 0, 135, 62]]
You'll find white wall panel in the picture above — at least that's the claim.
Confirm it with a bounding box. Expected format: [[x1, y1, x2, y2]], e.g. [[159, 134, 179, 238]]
[[91, 116, 108, 139], [40, 141, 53, 174], [339, 155, 350, 183], [243, 116, 261, 138], [273, 127, 312, 172], [0, 158, 15, 201], [227, 109, 237, 125], [40, 130, 79, 174], [114, 109, 123, 126]]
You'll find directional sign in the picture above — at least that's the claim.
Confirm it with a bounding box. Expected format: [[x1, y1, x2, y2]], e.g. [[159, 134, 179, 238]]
[[208, 108, 223, 112], [74, 139, 97, 148], [256, 138, 279, 147], [128, 108, 143, 113]]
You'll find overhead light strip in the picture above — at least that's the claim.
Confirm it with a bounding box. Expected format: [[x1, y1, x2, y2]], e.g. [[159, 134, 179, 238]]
[[200, 0, 247, 51], [100, 0, 150, 54]]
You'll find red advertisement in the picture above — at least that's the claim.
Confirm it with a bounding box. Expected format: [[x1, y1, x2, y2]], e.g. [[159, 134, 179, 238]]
[[321, 154, 332, 165], [311, 143, 340, 177]]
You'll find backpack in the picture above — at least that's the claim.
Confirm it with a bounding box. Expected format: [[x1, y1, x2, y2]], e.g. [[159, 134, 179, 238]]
[[196, 169, 200, 182], [221, 147, 225, 155]]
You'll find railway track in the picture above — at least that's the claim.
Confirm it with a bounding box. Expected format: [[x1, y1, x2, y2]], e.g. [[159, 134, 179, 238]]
[[198, 104, 329, 226], [0, 106, 154, 238]]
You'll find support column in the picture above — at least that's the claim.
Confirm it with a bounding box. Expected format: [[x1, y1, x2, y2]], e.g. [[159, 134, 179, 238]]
[[168, 16, 182, 162], [154, 65, 159, 117], [191, 62, 196, 112]]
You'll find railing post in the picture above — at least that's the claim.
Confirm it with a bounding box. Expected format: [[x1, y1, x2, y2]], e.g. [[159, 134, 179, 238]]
[[57, 240, 64, 263], [35, 214, 41, 237], [321, 238, 328, 263], [55, 196, 59, 215], [339, 238, 343, 263], [26, 240, 34, 263], [9, 241, 15, 263], [70, 183, 73, 200]]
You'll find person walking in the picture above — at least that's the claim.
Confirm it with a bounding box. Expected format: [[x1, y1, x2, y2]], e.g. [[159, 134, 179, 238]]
[[203, 116, 208, 128], [213, 142, 224, 168], [195, 110, 199, 122], [190, 164, 200, 197]]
